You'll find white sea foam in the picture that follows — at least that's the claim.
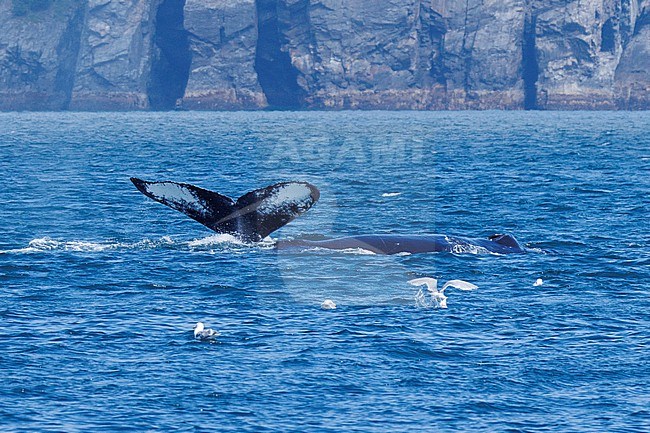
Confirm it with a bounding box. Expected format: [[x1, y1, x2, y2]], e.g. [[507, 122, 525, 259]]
[[186, 234, 276, 251], [450, 244, 492, 255], [187, 233, 244, 248], [441, 235, 493, 254], [0, 236, 176, 254], [414, 287, 437, 308], [297, 246, 377, 255], [381, 192, 402, 197], [339, 247, 377, 255]]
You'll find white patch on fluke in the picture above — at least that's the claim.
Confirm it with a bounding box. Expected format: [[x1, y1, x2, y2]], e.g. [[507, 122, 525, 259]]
[[256, 183, 312, 215], [146, 182, 199, 207]]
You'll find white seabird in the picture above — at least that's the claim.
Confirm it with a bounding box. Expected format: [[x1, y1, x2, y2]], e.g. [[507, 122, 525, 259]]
[[409, 277, 478, 309], [193, 322, 219, 341]]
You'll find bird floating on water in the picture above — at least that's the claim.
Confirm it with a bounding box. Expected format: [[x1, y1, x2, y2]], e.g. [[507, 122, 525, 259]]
[[193, 322, 219, 341], [409, 277, 478, 309], [533, 278, 543, 286]]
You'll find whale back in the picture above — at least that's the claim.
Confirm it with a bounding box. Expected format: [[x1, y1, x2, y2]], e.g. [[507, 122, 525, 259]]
[[131, 178, 319, 241], [487, 233, 522, 250]]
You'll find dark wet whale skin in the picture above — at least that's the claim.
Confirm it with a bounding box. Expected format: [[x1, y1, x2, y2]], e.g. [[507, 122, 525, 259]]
[[276, 234, 525, 255], [130, 179, 524, 255]]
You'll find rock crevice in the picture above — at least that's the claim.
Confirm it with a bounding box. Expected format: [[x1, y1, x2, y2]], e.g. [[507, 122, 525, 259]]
[[254, 0, 306, 109], [522, 13, 538, 110], [148, 0, 191, 110]]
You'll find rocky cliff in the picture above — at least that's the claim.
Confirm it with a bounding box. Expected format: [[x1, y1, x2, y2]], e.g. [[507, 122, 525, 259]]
[[0, 0, 648, 110]]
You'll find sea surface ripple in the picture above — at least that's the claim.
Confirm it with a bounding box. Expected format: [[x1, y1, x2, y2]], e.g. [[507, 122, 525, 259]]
[[0, 111, 649, 432]]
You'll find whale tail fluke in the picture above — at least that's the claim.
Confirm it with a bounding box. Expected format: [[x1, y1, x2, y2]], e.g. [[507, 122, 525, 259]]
[[130, 178, 319, 242], [130, 178, 238, 234]]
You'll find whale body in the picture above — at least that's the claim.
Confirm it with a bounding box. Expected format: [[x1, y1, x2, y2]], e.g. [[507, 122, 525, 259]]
[[131, 178, 524, 254], [276, 234, 524, 255]]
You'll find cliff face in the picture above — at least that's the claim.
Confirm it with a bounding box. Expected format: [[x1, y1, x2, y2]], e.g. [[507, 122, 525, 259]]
[[181, 0, 265, 109], [0, 0, 85, 110], [0, 0, 648, 110], [441, 0, 527, 109], [69, 0, 158, 110], [276, 0, 448, 109], [615, 0, 650, 108], [532, 0, 634, 109]]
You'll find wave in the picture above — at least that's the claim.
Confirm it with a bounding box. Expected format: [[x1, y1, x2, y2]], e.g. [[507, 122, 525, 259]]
[[1, 234, 514, 256], [0, 234, 277, 255], [0, 236, 176, 254]]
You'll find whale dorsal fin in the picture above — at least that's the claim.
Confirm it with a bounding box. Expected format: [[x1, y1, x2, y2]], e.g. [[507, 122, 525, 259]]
[[131, 178, 319, 241], [487, 233, 521, 249]]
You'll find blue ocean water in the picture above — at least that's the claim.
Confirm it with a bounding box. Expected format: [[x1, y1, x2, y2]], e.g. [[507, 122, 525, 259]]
[[0, 111, 649, 432]]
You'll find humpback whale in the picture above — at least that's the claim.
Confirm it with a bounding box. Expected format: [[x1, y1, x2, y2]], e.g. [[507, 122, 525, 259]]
[[130, 178, 525, 254], [131, 177, 319, 242], [275, 233, 524, 254]]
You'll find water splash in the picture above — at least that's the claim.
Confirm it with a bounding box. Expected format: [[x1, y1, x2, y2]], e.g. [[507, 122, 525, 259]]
[[411, 278, 478, 309], [0, 234, 284, 255], [0, 236, 176, 254], [450, 244, 491, 255], [186, 233, 246, 248]]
